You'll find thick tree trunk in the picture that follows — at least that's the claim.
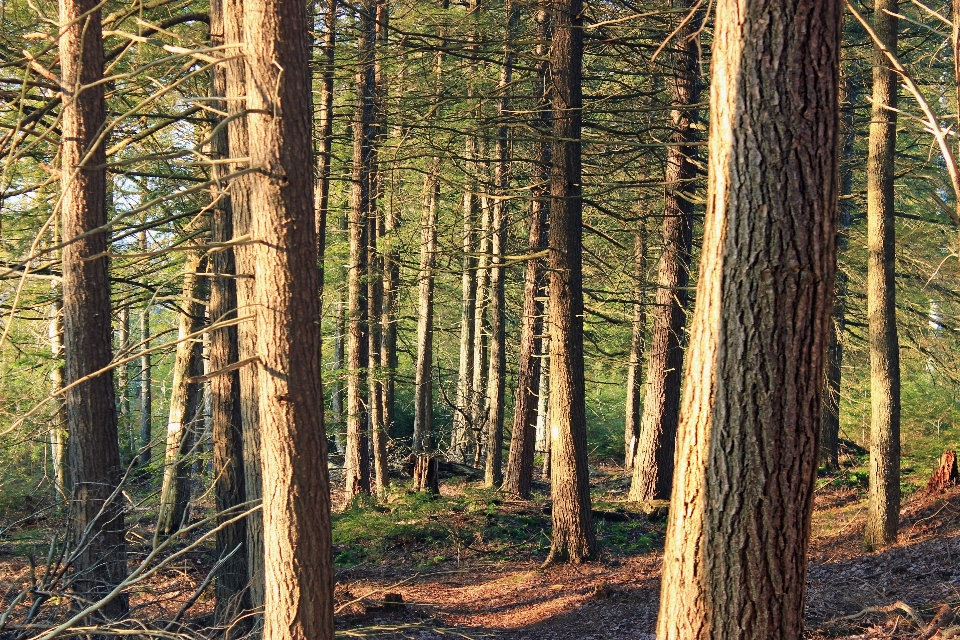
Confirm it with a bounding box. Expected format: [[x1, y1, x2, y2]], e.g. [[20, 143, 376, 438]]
[[58, 0, 128, 617], [223, 0, 264, 612], [485, 0, 518, 488], [503, 6, 550, 496], [139, 232, 153, 467], [656, 0, 842, 636], [864, 0, 901, 552], [345, 0, 376, 499], [157, 252, 206, 538], [243, 0, 335, 635], [545, 0, 595, 564], [413, 173, 439, 492], [628, 2, 700, 500], [821, 69, 861, 473], [209, 1, 249, 623], [623, 223, 646, 473]]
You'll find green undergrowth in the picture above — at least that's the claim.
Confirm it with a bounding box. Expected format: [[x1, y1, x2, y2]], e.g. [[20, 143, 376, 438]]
[[332, 481, 660, 568]]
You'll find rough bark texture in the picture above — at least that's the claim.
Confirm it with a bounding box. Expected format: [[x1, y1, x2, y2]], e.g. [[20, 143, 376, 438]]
[[156, 252, 206, 538], [208, 1, 249, 622], [656, 0, 842, 637], [628, 1, 700, 500], [545, 0, 596, 564], [58, 0, 128, 617], [503, 7, 550, 497], [926, 451, 959, 492], [345, 0, 375, 499], [223, 0, 264, 611], [821, 69, 860, 473], [863, 0, 901, 552], [623, 223, 646, 473], [243, 0, 335, 635]]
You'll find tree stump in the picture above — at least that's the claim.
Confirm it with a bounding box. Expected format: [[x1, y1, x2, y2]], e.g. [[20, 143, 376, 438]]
[[413, 455, 439, 493], [926, 451, 959, 493]]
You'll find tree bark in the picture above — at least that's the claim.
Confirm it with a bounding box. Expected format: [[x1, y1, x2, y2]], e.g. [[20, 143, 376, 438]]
[[453, 139, 478, 462], [345, 0, 376, 499], [471, 197, 491, 467], [223, 0, 264, 612], [117, 304, 132, 458], [331, 301, 346, 454], [209, 0, 249, 622], [49, 287, 69, 504], [315, 0, 336, 300], [156, 251, 206, 538], [503, 4, 550, 497], [821, 68, 861, 473], [485, 0, 518, 488], [58, 0, 128, 617], [545, 0, 596, 564], [243, 0, 335, 634], [628, 1, 701, 500], [864, 0, 901, 552], [623, 222, 646, 473], [413, 172, 439, 493], [656, 0, 842, 636]]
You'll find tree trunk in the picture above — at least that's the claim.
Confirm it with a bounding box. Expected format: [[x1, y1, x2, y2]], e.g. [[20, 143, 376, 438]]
[[49, 288, 69, 504], [656, 0, 842, 636], [139, 230, 153, 467], [863, 0, 901, 552], [209, 0, 249, 623], [156, 252, 206, 538], [623, 222, 646, 474], [331, 301, 346, 454], [539, 311, 551, 479], [224, 0, 264, 612], [485, 0, 518, 488], [58, 0, 128, 617], [953, 0, 960, 280], [345, 0, 376, 499], [413, 172, 439, 493], [117, 304, 132, 459], [821, 68, 861, 473], [452, 0, 480, 464], [243, 0, 335, 634], [453, 144, 478, 462], [471, 197, 491, 467], [628, 1, 701, 501], [545, 0, 595, 564], [315, 0, 336, 300], [503, 5, 550, 497]]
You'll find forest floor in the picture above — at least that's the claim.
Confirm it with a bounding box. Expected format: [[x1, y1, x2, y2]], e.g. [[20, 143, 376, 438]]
[[328, 464, 960, 640], [0, 462, 958, 638]]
